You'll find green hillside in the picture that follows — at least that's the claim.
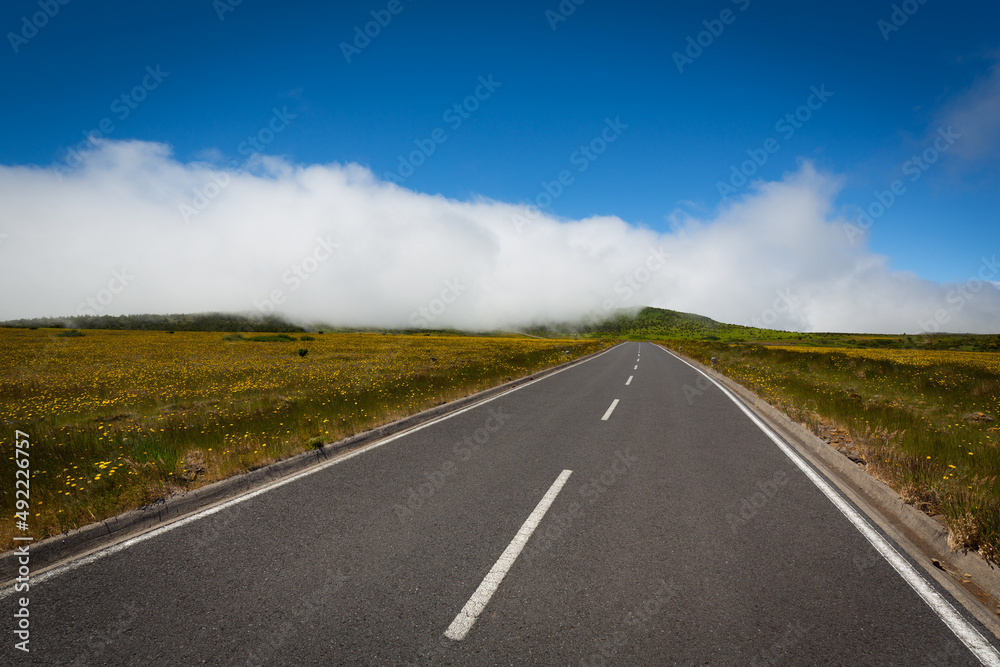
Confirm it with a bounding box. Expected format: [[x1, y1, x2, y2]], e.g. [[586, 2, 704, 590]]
[[581, 307, 792, 342], [580, 306, 1000, 351]]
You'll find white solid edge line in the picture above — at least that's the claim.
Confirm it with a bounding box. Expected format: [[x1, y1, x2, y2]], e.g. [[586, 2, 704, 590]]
[[658, 345, 1000, 666], [626, 376, 633, 386], [444, 469, 573, 641], [601, 399, 620, 421], [0, 346, 623, 600]]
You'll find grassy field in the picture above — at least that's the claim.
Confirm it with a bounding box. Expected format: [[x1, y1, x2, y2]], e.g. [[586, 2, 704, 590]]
[[1, 329, 603, 549], [664, 340, 1000, 563]]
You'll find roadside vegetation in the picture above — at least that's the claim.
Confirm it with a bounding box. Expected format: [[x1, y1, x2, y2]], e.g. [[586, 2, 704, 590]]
[[664, 340, 1000, 563], [0, 328, 602, 549]]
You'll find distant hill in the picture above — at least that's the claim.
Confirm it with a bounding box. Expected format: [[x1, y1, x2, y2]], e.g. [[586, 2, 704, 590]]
[[2, 307, 996, 351], [583, 307, 734, 339], [575, 306, 1000, 352], [0, 312, 306, 333], [577, 306, 789, 342]]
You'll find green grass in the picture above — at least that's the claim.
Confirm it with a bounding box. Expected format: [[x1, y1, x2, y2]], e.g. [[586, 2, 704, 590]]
[[1, 330, 605, 549]]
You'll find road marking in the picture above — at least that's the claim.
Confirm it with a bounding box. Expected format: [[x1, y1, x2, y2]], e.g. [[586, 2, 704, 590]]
[[659, 346, 1000, 666], [444, 469, 573, 641], [0, 345, 625, 598], [634, 365, 638, 370], [601, 399, 620, 421], [626, 376, 633, 386]]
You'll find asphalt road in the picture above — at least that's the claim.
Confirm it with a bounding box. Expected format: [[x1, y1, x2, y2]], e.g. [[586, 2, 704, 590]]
[[6, 341, 1000, 665]]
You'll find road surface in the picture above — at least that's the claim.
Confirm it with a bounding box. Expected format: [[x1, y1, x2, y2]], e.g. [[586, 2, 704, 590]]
[[5, 342, 998, 665]]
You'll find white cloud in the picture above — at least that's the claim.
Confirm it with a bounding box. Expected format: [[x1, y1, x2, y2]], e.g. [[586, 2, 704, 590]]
[[0, 140, 997, 334]]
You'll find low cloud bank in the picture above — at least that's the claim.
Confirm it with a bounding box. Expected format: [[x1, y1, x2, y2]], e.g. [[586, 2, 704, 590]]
[[0, 140, 996, 334]]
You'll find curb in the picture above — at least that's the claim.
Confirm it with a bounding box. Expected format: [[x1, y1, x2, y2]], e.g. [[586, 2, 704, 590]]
[[2, 342, 619, 577], [660, 344, 1000, 635]]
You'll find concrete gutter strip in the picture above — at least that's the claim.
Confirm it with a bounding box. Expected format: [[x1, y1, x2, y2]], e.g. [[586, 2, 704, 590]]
[[1, 343, 619, 576], [663, 346, 1000, 637]]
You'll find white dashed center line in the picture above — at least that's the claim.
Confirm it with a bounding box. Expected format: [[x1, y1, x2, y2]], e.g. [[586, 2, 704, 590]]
[[626, 376, 633, 385], [444, 470, 573, 641], [601, 399, 620, 421]]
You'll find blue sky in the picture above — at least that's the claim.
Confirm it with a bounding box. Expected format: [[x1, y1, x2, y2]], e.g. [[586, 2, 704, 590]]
[[1, 0, 998, 331]]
